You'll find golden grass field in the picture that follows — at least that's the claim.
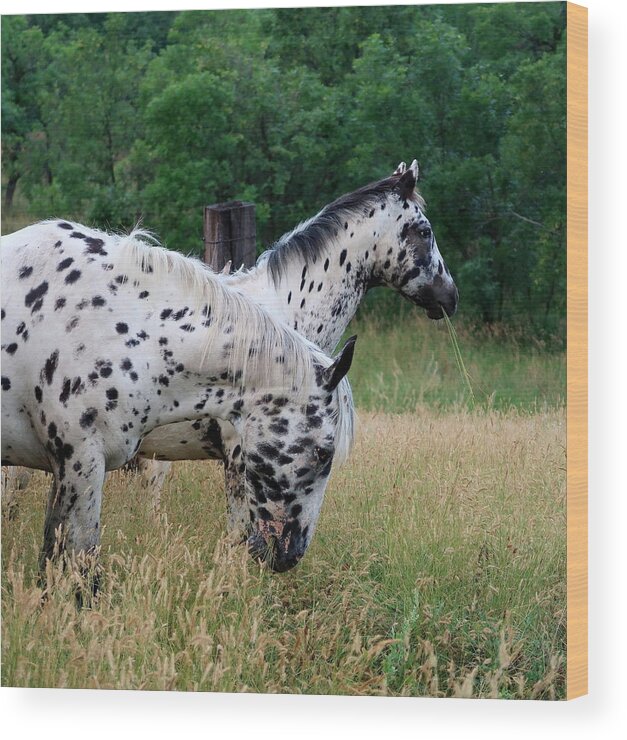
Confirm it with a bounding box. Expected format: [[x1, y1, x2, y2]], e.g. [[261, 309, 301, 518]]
[[1, 407, 565, 698]]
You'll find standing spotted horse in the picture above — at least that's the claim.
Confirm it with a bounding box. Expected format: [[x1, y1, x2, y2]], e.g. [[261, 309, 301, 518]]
[[135, 160, 458, 534], [0, 222, 356, 574]]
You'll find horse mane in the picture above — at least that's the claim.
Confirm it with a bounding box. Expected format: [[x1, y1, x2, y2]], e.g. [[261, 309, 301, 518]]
[[258, 174, 426, 287], [55, 222, 354, 456]]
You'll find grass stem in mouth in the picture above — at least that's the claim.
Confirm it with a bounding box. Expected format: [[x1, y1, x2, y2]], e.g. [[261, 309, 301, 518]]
[[441, 310, 476, 408]]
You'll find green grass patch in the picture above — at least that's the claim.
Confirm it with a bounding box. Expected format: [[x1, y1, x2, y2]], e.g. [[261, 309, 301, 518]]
[[345, 313, 565, 413]]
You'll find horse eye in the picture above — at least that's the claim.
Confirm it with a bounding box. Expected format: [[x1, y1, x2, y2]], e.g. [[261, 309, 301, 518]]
[[420, 227, 432, 240], [315, 446, 330, 463]]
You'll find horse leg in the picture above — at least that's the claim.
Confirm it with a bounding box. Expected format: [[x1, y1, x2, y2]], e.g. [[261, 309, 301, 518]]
[[39, 448, 105, 602], [137, 458, 172, 511], [223, 440, 249, 542]]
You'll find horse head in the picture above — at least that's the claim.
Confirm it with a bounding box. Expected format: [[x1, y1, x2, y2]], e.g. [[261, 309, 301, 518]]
[[371, 160, 459, 319], [240, 336, 356, 572]]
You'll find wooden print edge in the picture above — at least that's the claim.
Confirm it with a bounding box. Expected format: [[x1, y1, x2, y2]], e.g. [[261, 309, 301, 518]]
[[566, 0, 588, 700]]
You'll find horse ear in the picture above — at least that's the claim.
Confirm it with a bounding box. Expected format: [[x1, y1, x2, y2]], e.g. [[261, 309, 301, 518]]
[[322, 335, 357, 392], [393, 161, 407, 175], [396, 163, 417, 201]]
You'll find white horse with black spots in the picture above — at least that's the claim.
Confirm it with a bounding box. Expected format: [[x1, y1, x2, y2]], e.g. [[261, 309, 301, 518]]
[[1, 222, 356, 576], [135, 160, 458, 532]]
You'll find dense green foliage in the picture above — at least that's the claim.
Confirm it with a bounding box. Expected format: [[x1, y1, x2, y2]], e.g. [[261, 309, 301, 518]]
[[2, 4, 566, 339]]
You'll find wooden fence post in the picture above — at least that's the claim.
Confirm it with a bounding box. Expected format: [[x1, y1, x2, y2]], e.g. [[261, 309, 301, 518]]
[[203, 200, 256, 272]]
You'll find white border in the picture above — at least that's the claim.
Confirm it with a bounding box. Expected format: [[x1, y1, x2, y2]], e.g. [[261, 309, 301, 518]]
[[1, 1, 625, 737]]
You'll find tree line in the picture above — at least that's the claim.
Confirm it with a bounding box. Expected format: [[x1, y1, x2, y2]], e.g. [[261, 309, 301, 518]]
[[2, 4, 566, 340]]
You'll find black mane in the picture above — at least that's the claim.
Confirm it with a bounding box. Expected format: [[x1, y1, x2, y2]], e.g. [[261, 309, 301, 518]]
[[263, 174, 419, 286]]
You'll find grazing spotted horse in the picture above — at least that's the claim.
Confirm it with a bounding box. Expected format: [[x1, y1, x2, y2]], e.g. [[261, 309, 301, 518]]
[[0, 222, 356, 574], [135, 160, 458, 533]]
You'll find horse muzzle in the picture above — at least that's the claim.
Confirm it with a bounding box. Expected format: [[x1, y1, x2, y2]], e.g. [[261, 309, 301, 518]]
[[247, 519, 306, 573], [416, 278, 459, 319]]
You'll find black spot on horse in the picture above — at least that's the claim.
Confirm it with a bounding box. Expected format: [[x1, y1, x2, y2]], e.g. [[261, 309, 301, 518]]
[[91, 295, 106, 307], [79, 408, 98, 429], [339, 249, 347, 266], [324, 258, 330, 271], [25, 281, 48, 311], [58, 378, 71, 404], [84, 237, 107, 255], [257, 507, 273, 521], [70, 231, 86, 240], [43, 350, 59, 385], [269, 418, 289, 435], [19, 266, 34, 279], [5, 343, 18, 355], [58, 222, 73, 230], [65, 270, 81, 285], [116, 322, 129, 334], [1, 376, 10, 391], [287, 291, 292, 304], [258, 443, 280, 461], [57, 257, 74, 271], [120, 358, 133, 371], [398, 266, 421, 288], [55, 297, 66, 311], [139, 291, 149, 299], [160, 308, 173, 320], [34, 385, 43, 402]]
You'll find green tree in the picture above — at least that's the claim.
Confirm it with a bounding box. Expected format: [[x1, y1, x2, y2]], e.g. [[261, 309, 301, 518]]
[[1, 16, 46, 208]]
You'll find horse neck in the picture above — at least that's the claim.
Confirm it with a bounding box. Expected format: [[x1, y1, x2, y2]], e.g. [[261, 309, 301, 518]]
[[226, 212, 385, 353]]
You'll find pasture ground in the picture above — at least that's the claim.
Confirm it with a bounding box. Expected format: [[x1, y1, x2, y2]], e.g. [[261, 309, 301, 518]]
[[1, 317, 566, 697], [1, 406, 565, 698]]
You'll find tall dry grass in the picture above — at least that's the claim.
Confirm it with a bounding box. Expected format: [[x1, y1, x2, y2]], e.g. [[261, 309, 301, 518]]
[[1, 408, 565, 698]]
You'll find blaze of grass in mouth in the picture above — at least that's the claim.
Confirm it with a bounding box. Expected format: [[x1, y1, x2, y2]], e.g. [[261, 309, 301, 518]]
[[441, 310, 476, 407]]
